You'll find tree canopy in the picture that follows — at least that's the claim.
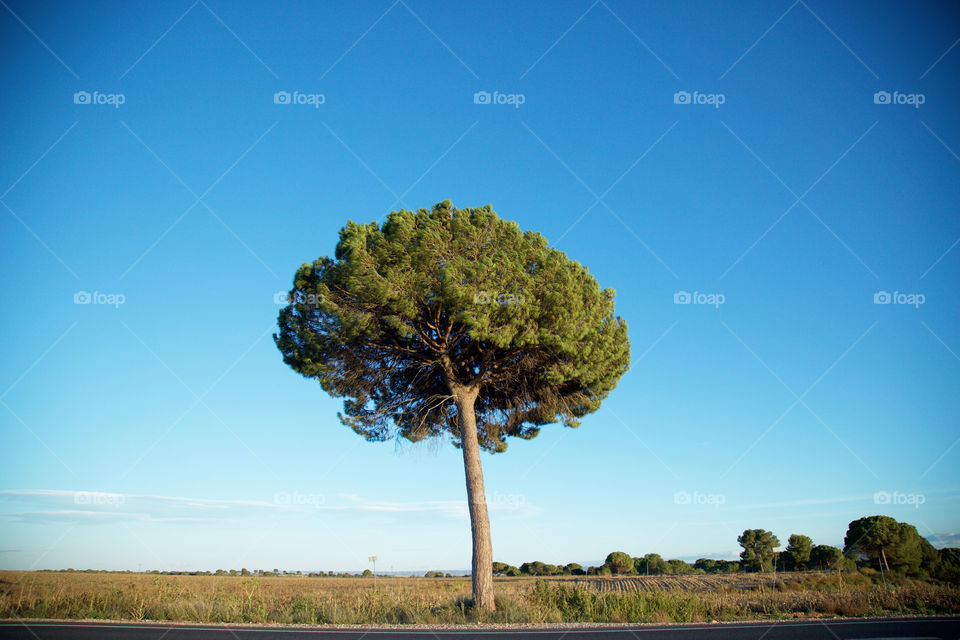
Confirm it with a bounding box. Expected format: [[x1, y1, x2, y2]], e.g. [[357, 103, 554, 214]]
[[785, 534, 813, 571], [844, 515, 925, 574], [275, 201, 630, 453], [604, 551, 634, 575], [809, 544, 845, 571], [738, 529, 780, 572], [634, 553, 668, 575], [936, 547, 960, 584]]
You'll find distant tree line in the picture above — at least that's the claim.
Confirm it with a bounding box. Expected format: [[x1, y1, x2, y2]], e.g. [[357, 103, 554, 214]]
[[492, 515, 960, 583], [43, 568, 398, 578]]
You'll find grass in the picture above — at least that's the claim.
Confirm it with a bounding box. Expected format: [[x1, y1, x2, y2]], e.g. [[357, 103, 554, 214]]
[[1, 571, 958, 625]]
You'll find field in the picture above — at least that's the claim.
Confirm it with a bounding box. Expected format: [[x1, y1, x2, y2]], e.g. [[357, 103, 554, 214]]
[[1, 571, 959, 625], [576, 572, 820, 593]]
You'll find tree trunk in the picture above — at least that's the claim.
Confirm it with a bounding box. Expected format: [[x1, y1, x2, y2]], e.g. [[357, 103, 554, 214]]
[[452, 385, 495, 613]]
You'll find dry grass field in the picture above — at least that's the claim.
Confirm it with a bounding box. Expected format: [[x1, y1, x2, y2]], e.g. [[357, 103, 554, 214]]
[[1, 570, 958, 625]]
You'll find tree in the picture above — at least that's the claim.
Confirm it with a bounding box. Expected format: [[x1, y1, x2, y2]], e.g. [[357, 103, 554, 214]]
[[919, 537, 939, 579], [694, 558, 716, 573], [935, 548, 960, 584], [361, 569, 373, 577], [634, 553, 667, 575], [738, 529, 780, 572], [665, 559, 693, 574], [843, 516, 924, 574], [809, 544, 844, 571], [275, 202, 631, 611], [604, 551, 635, 575], [785, 534, 813, 571], [564, 563, 585, 576], [520, 561, 549, 576]]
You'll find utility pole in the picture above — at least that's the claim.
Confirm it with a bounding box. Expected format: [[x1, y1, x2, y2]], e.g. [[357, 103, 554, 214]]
[[368, 556, 378, 588]]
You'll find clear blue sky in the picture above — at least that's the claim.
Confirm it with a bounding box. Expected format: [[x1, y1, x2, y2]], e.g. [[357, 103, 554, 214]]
[[1, 0, 958, 573]]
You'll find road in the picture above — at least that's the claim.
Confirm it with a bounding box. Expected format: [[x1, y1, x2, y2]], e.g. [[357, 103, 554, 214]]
[[1, 617, 959, 639]]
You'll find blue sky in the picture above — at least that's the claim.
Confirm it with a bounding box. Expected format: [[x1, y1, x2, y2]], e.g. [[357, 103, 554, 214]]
[[1, 0, 958, 573]]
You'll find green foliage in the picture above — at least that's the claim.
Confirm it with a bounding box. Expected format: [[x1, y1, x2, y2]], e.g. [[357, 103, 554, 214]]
[[809, 545, 844, 571], [665, 559, 693, 576], [844, 516, 929, 575], [275, 201, 631, 453], [935, 548, 960, 584], [604, 552, 635, 575], [634, 554, 668, 576], [693, 559, 740, 574], [738, 529, 780, 572], [665, 559, 694, 575], [492, 562, 518, 576], [563, 563, 585, 576], [527, 580, 718, 623], [520, 561, 562, 576], [785, 534, 813, 571], [919, 538, 939, 579]]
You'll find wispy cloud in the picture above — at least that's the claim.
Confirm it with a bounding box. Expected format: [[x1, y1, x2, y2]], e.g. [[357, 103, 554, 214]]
[[0, 489, 538, 526]]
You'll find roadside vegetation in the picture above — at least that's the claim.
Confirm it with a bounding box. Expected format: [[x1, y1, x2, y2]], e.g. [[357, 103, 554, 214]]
[[1, 570, 958, 624], [2, 515, 957, 624]]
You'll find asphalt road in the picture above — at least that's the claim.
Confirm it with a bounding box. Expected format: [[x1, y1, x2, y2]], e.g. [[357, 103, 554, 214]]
[[1, 617, 959, 640]]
